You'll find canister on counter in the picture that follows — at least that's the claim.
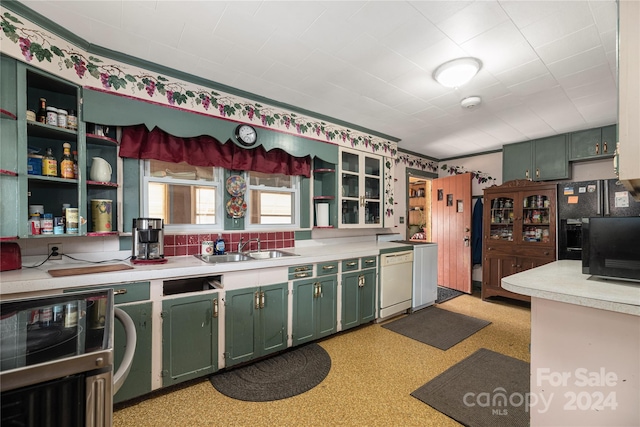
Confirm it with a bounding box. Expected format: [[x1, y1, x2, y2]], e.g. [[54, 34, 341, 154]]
[[201, 241, 214, 255]]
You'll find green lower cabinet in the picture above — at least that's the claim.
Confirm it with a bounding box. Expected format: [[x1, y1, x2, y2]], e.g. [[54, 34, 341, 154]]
[[341, 269, 376, 331], [161, 293, 219, 387], [113, 302, 152, 404], [224, 282, 288, 368], [292, 275, 337, 346]]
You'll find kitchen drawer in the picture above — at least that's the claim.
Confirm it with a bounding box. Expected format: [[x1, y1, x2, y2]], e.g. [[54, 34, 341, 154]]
[[485, 245, 553, 259], [342, 258, 359, 272], [317, 261, 339, 276], [66, 282, 150, 304], [288, 264, 314, 280], [361, 256, 377, 269]]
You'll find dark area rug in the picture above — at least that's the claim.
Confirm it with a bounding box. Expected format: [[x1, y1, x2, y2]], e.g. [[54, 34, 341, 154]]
[[210, 343, 331, 402], [382, 306, 491, 350], [436, 286, 465, 304], [411, 348, 530, 427]]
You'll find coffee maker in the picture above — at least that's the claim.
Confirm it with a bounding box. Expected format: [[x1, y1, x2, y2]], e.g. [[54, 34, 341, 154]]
[[132, 218, 164, 262]]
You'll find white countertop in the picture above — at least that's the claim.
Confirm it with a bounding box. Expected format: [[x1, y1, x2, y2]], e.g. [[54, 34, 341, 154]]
[[502, 260, 640, 316], [0, 241, 411, 297]]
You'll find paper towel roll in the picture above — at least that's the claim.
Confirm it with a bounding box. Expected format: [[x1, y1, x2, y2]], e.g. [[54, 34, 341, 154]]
[[316, 203, 329, 227]]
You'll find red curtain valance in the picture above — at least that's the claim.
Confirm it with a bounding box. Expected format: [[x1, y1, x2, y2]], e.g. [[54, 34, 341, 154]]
[[119, 125, 311, 177]]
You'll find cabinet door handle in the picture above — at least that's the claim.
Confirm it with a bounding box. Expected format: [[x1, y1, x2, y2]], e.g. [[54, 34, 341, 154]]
[[595, 142, 600, 155], [114, 289, 128, 295], [358, 275, 365, 287], [525, 169, 529, 179], [603, 141, 608, 153], [255, 291, 260, 309], [260, 291, 265, 309], [213, 298, 219, 318], [322, 265, 335, 270], [536, 168, 540, 178]]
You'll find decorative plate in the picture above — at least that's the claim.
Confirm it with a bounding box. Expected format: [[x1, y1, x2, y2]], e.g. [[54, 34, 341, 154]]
[[226, 196, 247, 218], [226, 175, 247, 196]]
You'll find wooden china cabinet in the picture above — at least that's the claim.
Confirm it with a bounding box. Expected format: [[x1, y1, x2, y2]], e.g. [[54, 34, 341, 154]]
[[481, 180, 557, 302]]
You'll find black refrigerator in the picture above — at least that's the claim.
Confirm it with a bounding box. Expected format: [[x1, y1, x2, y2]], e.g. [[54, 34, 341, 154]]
[[557, 179, 640, 259]]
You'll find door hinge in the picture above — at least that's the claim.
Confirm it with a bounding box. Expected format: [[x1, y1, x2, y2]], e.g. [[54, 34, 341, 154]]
[[160, 311, 167, 318], [160, 369, 168, 377], [223, 352, 229, 359]]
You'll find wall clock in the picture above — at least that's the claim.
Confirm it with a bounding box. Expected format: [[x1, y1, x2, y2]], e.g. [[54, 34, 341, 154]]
[[235, 124, 257, 146]]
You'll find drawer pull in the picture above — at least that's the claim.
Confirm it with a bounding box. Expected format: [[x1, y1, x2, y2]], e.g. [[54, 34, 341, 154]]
[[364, 259, 375, 264], [346, 262, 357, 267], [294, 266, 310, 272], [114, 289, 128, 296], [294, 272, 311, 278], [322, 265, 335, 270]]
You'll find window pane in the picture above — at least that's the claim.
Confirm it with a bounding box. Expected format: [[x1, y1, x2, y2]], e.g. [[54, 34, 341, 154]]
[[250, 190, 293, 224], [148, 183, 216, 225], [196, 188, 216, 224]]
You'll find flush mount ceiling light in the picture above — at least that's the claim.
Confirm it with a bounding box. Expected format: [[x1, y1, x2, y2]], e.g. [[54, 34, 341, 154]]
[[433, 57, 482, 88]]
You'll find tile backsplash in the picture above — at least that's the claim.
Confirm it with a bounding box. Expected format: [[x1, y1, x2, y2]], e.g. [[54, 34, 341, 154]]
[[163, 231, 295, 256]]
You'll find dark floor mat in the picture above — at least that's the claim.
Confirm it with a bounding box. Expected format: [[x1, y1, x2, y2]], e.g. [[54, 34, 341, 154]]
[[436, 286, 465, 303], [412, 348, 530, 427], [382, 306, 491, 350], [210, 343, 331, 402]]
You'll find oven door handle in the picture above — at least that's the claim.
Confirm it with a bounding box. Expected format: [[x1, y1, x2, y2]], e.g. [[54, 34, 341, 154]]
[[113, 307, 137, 395]]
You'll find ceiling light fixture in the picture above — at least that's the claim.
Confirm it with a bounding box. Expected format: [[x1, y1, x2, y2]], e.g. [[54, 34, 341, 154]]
[[433, 57, 482, 88]]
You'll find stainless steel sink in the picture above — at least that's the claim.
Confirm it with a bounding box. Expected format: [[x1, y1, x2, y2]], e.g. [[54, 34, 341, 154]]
[[195, 253, 253, 263], [245, 250, 298, 259]]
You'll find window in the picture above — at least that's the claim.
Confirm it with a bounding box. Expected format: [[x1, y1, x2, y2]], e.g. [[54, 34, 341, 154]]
[[143, 160, 222, 231], [247, 171, 299, 228]]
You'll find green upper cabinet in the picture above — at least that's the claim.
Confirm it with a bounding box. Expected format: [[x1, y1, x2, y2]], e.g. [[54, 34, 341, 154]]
[[569, 125, 616, 161], [503, 135, 569, 182], [502, 141, 532, 182], [292, 274, 337, 346], [533, 134, 569, 181], [0, 56, 20, 238], [161, 292, 219, 387], [224, 282, 288, 368], [0, 55, 18, 120]]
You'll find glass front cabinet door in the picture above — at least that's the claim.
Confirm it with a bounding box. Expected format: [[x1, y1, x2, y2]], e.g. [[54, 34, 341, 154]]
[[338, 148, 382, 228]]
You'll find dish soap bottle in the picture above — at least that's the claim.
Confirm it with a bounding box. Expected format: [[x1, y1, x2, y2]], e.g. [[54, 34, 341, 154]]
[[215, 233, 225, 255]]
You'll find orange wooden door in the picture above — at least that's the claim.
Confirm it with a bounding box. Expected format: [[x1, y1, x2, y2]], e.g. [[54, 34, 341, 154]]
[[431, 173, 472, 293]]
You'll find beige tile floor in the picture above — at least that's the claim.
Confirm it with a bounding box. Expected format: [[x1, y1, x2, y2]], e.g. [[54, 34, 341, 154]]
[[113, 291, 530, 427]]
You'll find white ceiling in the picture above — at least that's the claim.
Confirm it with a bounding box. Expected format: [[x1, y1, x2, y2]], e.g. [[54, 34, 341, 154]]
[[19, 0, 619, 159]]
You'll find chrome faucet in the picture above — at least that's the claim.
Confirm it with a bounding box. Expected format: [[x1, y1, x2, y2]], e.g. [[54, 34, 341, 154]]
[[238, 237, 261, 253]]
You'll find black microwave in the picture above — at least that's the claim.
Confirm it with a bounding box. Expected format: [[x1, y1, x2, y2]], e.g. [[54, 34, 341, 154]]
[[582, 216, 640, 282]]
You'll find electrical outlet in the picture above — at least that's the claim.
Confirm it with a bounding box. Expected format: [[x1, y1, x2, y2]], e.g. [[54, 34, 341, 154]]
[[48, 243, 62, 260]]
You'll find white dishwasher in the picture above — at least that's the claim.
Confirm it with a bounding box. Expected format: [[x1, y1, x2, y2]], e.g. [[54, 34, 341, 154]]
[[379, 250, 414, 320]]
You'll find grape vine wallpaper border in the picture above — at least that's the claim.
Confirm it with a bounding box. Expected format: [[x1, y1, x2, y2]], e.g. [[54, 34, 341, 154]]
[[0, 8, 398, 158], [1, 7, 403, 222]]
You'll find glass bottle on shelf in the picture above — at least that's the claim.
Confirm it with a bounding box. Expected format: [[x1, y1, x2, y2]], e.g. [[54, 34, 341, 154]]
[[72, 150, 78, 179], [60, 143, 74, 179], [42, 147, 57, 177], [36, 97, 47, 123]]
